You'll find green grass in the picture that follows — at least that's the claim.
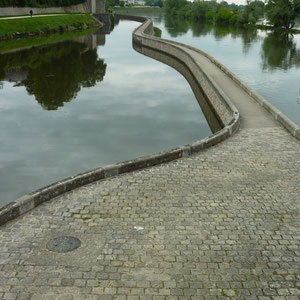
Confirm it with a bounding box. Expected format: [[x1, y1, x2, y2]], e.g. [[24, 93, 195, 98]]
[[0, 27, 97, 53], [0, 13, 99, 40], [153, 26, 161, 37]]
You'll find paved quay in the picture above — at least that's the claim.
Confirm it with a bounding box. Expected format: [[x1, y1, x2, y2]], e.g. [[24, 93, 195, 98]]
[[1, 28, 300, 300]]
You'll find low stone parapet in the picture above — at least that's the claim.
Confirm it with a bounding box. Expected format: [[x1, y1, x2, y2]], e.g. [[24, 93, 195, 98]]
[[0, 15, 241, 226]]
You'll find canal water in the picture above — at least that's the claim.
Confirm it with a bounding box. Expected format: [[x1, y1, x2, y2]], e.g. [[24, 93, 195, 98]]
[[0, 20, 211, 207], [147, 12, 300, 126], [1, 13, 300, 207]]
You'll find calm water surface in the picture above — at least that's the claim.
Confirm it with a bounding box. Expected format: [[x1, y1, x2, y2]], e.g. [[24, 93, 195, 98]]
[[1, 14, 300, 207], [0, 20, 211, 206], [146, 13, 300, 125]]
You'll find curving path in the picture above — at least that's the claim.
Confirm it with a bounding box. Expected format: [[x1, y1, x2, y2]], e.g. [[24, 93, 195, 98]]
[[1, 18, 300, 300]]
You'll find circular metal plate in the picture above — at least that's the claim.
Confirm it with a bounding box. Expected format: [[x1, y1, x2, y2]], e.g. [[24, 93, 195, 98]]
[[47, 236, 81, 253]]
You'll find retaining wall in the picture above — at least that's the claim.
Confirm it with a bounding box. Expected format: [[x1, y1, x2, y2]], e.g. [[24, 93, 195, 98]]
[[129, 15, 300, 141], [130, 16, 237, 128], [0, 3, 90, 16], [0, 16, 240, 226]]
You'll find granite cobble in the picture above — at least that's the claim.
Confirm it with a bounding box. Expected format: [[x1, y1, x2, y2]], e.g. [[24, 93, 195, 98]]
[[0, 126, 300, 299]]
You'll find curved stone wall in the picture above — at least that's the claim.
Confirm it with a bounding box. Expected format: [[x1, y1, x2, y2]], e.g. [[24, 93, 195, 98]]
[[0, 16, 240, 226], [130, 15, 300, 141], [131, 17, 239, 129]]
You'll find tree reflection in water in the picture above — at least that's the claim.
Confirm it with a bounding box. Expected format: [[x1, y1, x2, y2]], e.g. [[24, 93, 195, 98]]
[[0, 39, 106, 110], [164, 14, 190, 37], [261, 32, 300, 71], [164, 17, 300, 71]]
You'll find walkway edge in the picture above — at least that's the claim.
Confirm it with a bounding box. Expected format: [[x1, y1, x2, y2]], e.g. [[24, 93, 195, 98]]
[[143, 23, 300, 140], [0, 16, 241, 226]]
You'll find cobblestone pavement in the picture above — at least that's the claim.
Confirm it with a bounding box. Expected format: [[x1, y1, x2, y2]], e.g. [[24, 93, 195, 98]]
[[1, 125, 300, 299]]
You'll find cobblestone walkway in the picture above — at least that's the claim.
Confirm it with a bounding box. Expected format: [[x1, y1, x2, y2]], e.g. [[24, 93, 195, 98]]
[[1, 22, 300, 299], [1, 125, 300, 299]]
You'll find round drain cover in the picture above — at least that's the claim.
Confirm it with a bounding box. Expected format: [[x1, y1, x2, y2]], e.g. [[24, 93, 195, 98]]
[[47, 236, 81, 253]]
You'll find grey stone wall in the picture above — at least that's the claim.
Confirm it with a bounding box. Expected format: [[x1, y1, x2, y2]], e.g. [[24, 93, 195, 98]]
[[130, 16, 237, 128], [0, 15, 240, 226], [0, 2, 90, 16], [0, 0, 106, 16], [129, 15, 300, 141]]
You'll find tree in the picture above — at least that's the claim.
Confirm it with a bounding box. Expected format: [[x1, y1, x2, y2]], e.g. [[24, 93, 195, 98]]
[[215, 6, 233, 25], [261, 32, 300, 70], [164, 0, 188, 15], [265, 0, 300, 29], [237, 0, 263, 25], [0, 40, 106, 110]]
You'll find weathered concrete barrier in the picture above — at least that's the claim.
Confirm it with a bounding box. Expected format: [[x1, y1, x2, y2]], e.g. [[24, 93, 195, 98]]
[[128, 16, 239, 130], [0, 3, 89, 16], [0, 16, 240, 226], [128, 15, 300, 141]]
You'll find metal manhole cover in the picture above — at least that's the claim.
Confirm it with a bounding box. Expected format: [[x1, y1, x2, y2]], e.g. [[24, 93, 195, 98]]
[[47, 236, 81, 253]]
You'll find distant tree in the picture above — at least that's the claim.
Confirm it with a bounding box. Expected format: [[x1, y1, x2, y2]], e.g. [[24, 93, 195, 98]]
[[145, 0, 163, 7], [164, 0, 188, 15], [265, 0, 300, 29], [216, 6, 232, 24], [261, 32, 300, 69], [205, 10, 215, 22], [0, 41, 106, 110], [191, 1, 208, 21], [238, 0, 263, 25]]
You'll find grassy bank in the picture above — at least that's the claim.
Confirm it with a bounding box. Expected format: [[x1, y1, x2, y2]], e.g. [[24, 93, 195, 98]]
[[0, 27, 97, 53], [0, 13, 99, 40]]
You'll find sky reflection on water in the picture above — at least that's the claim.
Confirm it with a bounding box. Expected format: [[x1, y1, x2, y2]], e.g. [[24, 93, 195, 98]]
[[149, 13, 300, 126], [0, 20, 211, 206]]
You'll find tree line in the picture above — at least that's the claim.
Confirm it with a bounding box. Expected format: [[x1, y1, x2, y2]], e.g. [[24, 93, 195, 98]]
[[164, 0, 264, 26], [164, 0, 300, 30], [0, 0, 85, 7]]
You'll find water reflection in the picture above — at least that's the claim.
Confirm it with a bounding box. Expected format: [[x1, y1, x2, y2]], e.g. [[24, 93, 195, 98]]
[[0, 20, 212, 207], [164, 15, 190, 37], [261, 32, 300, 71], [172, 19, 260, 54], [133, 40, 222, 133], [164, 18, 300, 69], [0, 33, 107, 110]]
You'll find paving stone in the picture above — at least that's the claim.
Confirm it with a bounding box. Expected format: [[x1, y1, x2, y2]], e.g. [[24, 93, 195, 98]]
[[0, 116, 300, 300]]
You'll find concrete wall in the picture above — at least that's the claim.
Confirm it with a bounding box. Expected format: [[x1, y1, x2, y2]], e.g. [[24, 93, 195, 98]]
[[134, 43, 223, 133], [0, 15, 240, 226], [0, 0, 105, 16], [0, 3, 89, 16], [127, 15, 238, 129], [129, 15, 300, 141]]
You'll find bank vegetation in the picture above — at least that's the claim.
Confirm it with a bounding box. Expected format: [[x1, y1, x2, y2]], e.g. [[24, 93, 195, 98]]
[[164, 0, 300, 32], [0, 14, 100, 40]]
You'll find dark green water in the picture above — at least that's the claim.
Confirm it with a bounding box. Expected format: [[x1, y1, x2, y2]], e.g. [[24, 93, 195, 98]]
[[0, 20, 211, 206]]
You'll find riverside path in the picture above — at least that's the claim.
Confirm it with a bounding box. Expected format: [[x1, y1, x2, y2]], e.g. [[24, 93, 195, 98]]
[[1, 22, 300, 300]]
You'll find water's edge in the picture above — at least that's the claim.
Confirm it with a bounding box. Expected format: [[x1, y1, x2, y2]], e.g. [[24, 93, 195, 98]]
[[0, 14, 254, 226]]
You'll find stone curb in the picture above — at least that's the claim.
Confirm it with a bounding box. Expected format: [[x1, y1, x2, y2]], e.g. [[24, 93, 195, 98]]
[[0, 16, 240, 226]]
